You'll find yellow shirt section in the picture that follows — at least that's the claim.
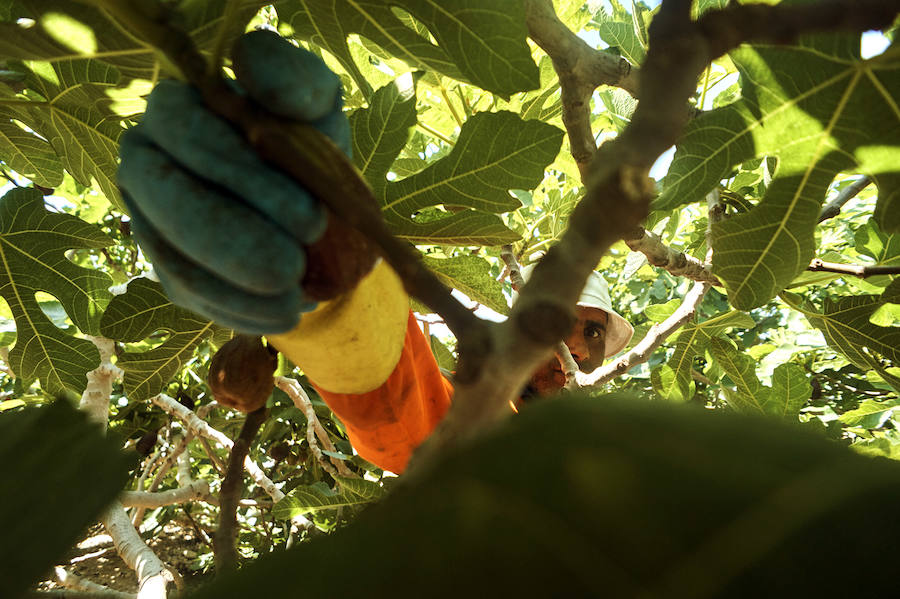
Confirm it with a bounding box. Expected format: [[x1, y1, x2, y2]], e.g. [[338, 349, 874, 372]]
[[267, 260, 409, 394]]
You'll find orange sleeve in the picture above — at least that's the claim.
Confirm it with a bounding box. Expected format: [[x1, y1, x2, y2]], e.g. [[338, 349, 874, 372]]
[[311, 311, 453, 474]]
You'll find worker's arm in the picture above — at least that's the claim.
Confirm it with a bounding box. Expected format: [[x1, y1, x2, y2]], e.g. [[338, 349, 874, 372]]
[[269, 260, 453, 473]]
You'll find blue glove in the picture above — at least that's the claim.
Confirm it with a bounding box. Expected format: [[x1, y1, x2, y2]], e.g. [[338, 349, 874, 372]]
[[117, 30, 351, 334]]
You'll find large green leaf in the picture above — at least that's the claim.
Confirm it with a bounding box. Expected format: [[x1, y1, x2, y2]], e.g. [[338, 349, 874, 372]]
[[840, 398, 900, 428], [785, 292, 900, 369], [350, 78, 418, 194], [651, 310, 754, 402], [0, 1, 267, 81], [884, 278, 900, 303], [871, 171, 900, 232], [17, 59, 125, 208], [596, 20, 646, 66], [180, 0, 270, 54], [387, 210, 520, 246], [656, 24, 900, 309], [273, 476, 384, 518], [349, 86, 547, 246], [768, 362, 813, 418], [0, 400, 131, 599], [0, 2, 157, 80], [855, 219, 900, 267], [100, 278, 219, 400], [188, 395, 900, 598], [275, 0, 538, 97], [708, 337, 810, 418], [424, 255, 508, 315], [382, 111, 563, 219], [0, 188, 112, 394], [0, 111, 63, 187]]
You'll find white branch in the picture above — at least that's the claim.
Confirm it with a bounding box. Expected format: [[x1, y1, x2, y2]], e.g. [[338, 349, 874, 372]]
[[150, 394, 312, 528], [101, 502, 178, 599], [120, 481, 211, 509], [78, 337, 121, 427], [275, 377, 354, 478], [132, 433, 191, 528], [77, 337, 177, 599], [52, 567, 135, 599]]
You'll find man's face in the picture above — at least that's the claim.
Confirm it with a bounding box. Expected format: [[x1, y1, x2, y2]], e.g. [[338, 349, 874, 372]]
[[528, 307, 609, 396]]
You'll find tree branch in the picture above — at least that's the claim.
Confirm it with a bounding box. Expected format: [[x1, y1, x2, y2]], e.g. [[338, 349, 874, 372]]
[[150, 394, 313, 530], [49, 568, 135, 599], [580, 280, 710, 387], [818, 176, 873, 222], [524, 0, 639, 178], [623, 227, 720, 284], [501, 245, 579, 390], [214, 407, 267, 572], [697, 0, 900, 59], [131, 432, 192, 528], [807, 259, 900, 278], [275, 377, 355, 478], [119, 481, 211, 509], [78, 338, 178, 599]]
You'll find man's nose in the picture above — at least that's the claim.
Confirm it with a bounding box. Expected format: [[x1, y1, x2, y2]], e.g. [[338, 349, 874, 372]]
[[564, 331, 588, 364]]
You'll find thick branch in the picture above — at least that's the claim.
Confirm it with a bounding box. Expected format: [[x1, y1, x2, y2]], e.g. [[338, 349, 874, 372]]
[[818, 176, 873, 222], [214, 407, 267, 572], [524, 0, 638, 177], [501, 245, 579, 389], [101, 503, 178, 599], [697, 0, 900, 59], [623, 227, 720, 284], [78, 338, 176, 599]]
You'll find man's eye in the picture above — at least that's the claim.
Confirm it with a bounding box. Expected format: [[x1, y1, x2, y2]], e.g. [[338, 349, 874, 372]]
[[586, 326, 604, 339]]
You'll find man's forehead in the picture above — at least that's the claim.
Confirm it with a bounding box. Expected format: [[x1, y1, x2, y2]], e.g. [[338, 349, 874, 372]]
[[575, 305, 609, 325]]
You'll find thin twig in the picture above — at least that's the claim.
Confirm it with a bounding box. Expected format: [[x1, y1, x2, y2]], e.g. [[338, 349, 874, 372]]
[[818, 176, 872, 222], [50, 568, 135, 599], [274, 377, 355, 478], [150, 394, 312, 531], [132, 432, 192, 527], [196, 435, 227, 475], [807, 259, 900, 278], [181, 505, 213, 546], [580, 280, 710, 388]]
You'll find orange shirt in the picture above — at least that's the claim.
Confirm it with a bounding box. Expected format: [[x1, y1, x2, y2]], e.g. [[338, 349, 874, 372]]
[[312, 311, 452, 473]]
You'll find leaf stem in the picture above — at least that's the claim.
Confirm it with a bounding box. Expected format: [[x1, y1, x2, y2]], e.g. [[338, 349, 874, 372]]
[[698, 63, 711, 110], [439, 83, 464, 128], [416, 121, 455, 145]]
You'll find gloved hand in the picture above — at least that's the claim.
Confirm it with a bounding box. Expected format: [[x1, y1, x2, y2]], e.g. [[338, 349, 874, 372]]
[[117, 30, 352, 334]]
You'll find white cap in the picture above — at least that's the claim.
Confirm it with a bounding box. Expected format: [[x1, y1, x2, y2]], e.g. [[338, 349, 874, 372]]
[[517, 265, 634, 358]]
